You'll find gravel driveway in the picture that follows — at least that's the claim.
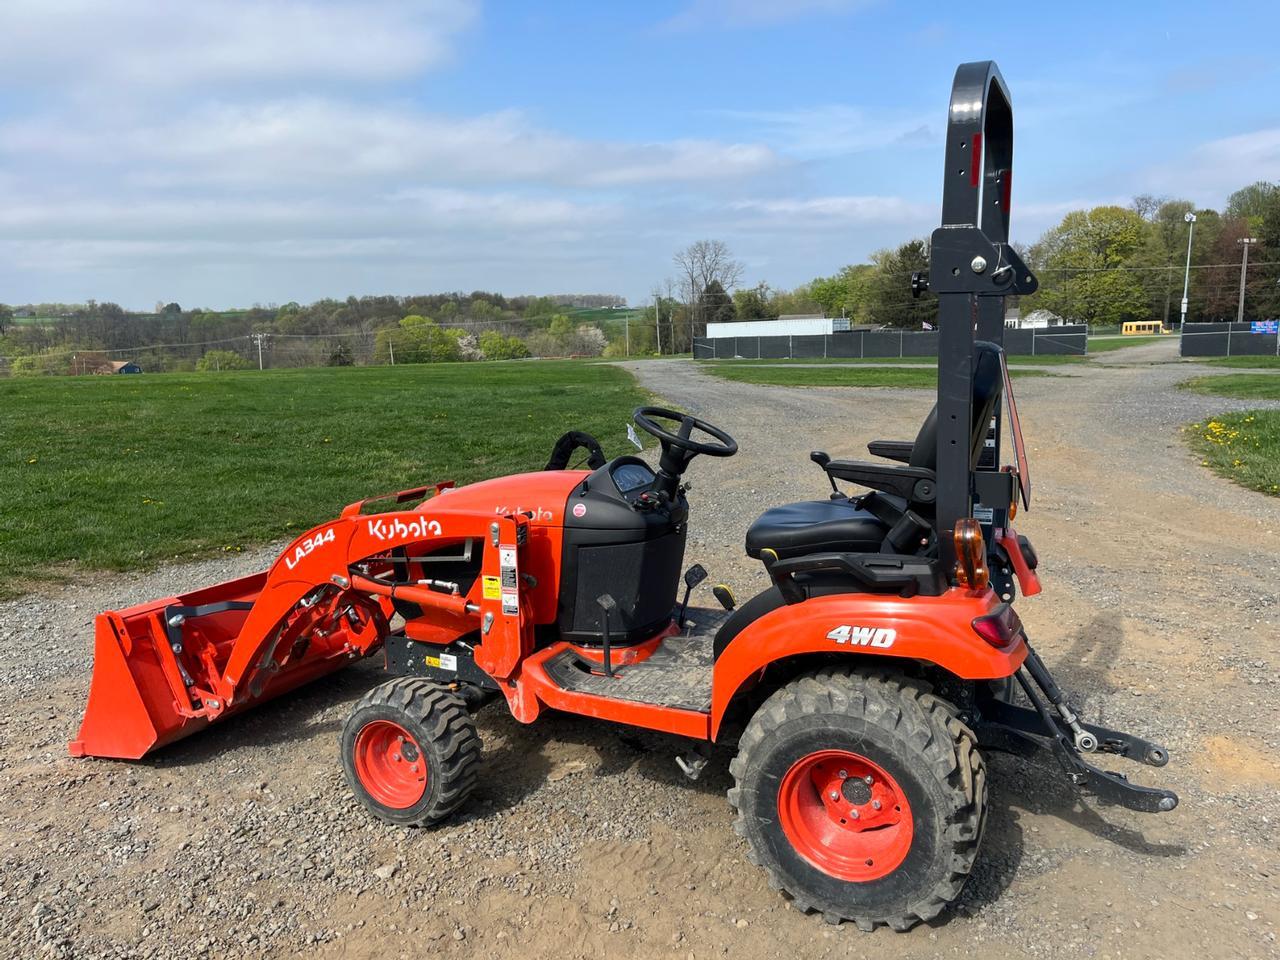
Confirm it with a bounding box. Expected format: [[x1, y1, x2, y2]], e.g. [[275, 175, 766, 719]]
[[2, 342, 1277, 960]]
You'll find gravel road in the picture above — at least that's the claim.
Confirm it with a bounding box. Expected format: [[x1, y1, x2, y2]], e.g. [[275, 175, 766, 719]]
[[1, 341, 1277, 960]]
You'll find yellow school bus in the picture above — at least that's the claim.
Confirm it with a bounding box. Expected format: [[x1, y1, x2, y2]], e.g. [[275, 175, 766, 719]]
[[1122, 321, 1166, 335]]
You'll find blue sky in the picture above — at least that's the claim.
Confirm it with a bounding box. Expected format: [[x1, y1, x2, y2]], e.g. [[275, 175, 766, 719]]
[[1, 0, 1278, 310]]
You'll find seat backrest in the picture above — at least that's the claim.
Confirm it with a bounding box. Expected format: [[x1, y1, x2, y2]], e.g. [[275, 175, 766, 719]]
[[908, 340, 1003, 471]]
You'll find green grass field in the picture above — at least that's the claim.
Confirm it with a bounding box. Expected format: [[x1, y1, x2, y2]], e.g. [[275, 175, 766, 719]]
[[1199, 355, 1280, 368], [0, 362, 647, 596], [1180, 373, 1280, 400], [1187, 412, 1280, 497], [1085, 335, 1167, 352], [702, 365, 1054, 389], [566, 307, 642, 325]]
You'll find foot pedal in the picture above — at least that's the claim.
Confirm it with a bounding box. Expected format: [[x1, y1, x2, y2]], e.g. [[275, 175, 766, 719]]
[[675, 748, 710, 781]]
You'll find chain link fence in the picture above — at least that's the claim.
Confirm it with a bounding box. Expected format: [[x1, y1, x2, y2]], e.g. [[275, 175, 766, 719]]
[[1, 332, 410, 376], [692, 325, 1087, 360], [1179, 322, 1280, 358]]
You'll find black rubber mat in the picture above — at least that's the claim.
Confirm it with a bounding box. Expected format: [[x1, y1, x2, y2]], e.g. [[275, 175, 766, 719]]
[[543, 606, 731, 711]]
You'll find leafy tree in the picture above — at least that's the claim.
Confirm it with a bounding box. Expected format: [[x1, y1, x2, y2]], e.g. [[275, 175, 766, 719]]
[[522, 296, 561, 322], [0, 304, 11, 337], [478, 331, 530, 360], [809, 264, 875, 321], [1130, 198, 1194, 326], [11, 350, 69, 376], [1257, 198, 1280, 318], [865, 239, 936, 328], [732, 283, 771, 320], [1027, 206, 1150, 327], [327, 343, 354, 366], [697, 280, 736, 326], [196, 349, 251, 371], [1225, 181, 1279, 229], [374, 315, 461, 364]]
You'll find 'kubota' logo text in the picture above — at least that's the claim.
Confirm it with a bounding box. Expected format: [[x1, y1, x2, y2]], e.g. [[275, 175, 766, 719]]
[[826, 625, 896, 648], [367, 517, 443, 541]]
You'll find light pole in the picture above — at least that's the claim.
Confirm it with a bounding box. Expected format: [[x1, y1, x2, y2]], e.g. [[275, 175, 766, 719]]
[[1236, 237, 1260, 325], [1178, 211, 1196, 329]]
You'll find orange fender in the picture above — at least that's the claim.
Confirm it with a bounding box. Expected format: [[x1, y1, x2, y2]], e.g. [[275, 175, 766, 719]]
[[709, 587, 1026, 740]]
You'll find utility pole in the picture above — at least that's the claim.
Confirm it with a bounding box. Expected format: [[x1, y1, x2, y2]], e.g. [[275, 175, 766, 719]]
[[1179, 212, 1196, 329], [389, 338, 395, 365], [624, 312, 630, 357], [653, 292, 663, 356], [250, 333, 268, 370], [1237, 237, 1260, 324]]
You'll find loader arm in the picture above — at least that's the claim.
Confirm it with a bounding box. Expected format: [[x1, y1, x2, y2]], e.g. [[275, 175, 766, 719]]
[[69, 489, 531, 759]]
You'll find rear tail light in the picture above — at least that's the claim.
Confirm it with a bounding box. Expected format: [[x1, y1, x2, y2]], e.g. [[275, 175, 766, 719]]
[[972, 603, 1024, 649]]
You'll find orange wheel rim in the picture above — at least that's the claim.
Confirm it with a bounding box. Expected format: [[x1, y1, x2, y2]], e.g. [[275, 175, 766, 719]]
[[777, 749, 913, 882], [354, 720, 428, 808]]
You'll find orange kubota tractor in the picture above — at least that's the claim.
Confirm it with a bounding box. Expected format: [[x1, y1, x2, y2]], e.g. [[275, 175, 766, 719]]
[[70, 62, 1176, 930]]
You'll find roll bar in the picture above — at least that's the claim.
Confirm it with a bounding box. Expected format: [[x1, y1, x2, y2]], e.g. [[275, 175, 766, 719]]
[[926, 61, 1038, 577]]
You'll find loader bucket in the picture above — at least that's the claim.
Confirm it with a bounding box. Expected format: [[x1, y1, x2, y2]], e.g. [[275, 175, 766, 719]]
[[68, 570, 371, 760]]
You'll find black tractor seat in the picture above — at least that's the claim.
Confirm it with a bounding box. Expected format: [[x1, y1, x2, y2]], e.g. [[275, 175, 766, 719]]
[[744, 340, 1004, 565], [745, 495, 898, 561]]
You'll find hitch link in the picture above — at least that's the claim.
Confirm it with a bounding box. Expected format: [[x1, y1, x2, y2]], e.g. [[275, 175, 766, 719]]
[[1023, 645, 1097, 752]]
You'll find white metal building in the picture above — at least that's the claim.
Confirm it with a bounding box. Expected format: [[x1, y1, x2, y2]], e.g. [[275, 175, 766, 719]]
[[706, 314, 858, 338]]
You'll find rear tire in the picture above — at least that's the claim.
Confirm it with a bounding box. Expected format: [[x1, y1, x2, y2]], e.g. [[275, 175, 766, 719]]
[[341, 678, 481, 826], [728, 668, 986, 931]]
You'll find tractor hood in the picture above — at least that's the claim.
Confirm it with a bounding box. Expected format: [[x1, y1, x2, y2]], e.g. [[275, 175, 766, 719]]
[[424, 470, 590, 527]]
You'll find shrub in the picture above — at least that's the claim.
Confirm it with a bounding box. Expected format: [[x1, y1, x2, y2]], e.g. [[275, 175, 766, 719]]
[[478, 331, 530, 360]]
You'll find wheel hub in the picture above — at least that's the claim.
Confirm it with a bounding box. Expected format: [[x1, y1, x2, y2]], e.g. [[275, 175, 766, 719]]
[[353, 720, 428, 809], [778, 749, 913, 882]]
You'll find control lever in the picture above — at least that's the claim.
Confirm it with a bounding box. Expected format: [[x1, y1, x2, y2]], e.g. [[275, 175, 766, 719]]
[[678, 564, 707, 628], [712, 584, 736, 611], [596, 594, 617, 678], [810, 451, 839, 496]]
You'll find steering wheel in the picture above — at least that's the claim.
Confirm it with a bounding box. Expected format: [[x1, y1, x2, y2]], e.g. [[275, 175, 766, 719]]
[[633, 407, 738, 457], [633, 406, 737, 498]]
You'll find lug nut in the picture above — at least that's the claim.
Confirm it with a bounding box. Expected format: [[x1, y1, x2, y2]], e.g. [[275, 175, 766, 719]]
[[837, 769, 848, 779], [392, 754, 401, 762], [864, 775, 874, 785], [872, 800, 882, 810], [849, 809, 860, 820], [829, 791, 839, 801]]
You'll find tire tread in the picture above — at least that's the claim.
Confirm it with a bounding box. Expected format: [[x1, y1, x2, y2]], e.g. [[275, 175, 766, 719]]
[[728, 667, 986, 932]]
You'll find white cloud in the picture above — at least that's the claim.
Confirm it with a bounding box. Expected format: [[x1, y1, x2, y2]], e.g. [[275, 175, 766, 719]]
[[0, 187, 614, 242], [1145, 127, 1280, 203], [717, 105, 936, 159], [1, 99, 779, 189], [0, 0, 476, 91], [730, 195, 933, 225]]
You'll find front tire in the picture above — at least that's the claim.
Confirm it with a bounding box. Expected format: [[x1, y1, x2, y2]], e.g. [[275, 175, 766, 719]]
[[341, 678, 481, 827], [728, 668, 986, 931]]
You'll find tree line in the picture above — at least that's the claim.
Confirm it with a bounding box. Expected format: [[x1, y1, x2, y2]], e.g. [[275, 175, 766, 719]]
[[2, 180, 1275, 374]]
